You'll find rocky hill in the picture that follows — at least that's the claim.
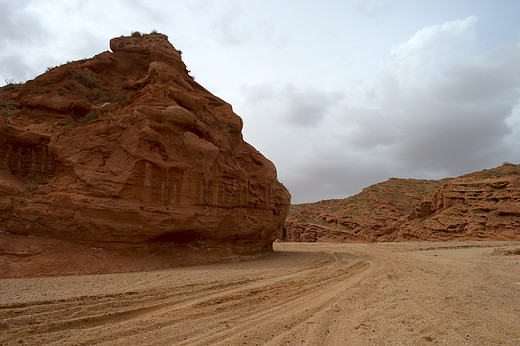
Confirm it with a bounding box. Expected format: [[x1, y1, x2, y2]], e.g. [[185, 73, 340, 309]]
[[0, 32, 290, 277], [285, 163, 520, 242]]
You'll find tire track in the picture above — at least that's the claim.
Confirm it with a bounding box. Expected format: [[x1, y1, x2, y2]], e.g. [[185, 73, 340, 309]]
[[2, 241, 519, 345], [1, 250, 369, 345], [82, 254, 371, 345]]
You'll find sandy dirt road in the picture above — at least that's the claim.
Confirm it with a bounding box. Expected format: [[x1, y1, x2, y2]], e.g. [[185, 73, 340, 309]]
[[1, 241, 519, 345]]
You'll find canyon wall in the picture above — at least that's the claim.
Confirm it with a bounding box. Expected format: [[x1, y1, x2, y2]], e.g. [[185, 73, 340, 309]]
[[285, 164, 519, 242]]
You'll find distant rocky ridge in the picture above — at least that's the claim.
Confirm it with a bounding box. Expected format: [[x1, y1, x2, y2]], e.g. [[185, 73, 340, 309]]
[[0, 32, 290, 277], [285, 163, 520, 242]]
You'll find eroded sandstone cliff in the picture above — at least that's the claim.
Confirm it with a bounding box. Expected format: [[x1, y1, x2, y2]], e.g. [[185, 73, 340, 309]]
[[0, 33, 290, 277], [285, 163, 519, 242]]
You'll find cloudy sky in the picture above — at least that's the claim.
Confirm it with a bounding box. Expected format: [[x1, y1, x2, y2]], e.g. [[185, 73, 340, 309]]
[[2, 0, 520, 203]]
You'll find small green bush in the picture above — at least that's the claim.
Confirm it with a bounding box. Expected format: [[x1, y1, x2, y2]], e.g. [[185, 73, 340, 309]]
[[2, 82, 23, 93], [63, 81, 76, 90], [25, 180, 47, 194], [73, 71, 100, 89], [0, 109, 11, 118], [79, 110, 101, 124], [57, 118, 72, 130], [0, 102, 18, 118]]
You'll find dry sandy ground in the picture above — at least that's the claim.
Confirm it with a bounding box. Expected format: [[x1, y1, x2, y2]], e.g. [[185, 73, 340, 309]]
[[1, 241, 519, 345]]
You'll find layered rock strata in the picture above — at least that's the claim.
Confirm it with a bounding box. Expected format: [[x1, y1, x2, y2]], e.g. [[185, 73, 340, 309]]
[[0, 33, 290, 276], [285, 164, 519, 242]]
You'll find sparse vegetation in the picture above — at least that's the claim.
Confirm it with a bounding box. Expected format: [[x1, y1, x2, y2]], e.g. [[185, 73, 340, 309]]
[[57, 118, 73, 130], [2, 80, 23, 93], [86, 89, 104, 102], [73, 71, 100, 89], [50, 108, 113, 131], [25, 179, 48, 194], [78, 110, 102, 124], [0, 101, 19, 118], [63, 81, 76, 90], [0, 109, 11, 118], [109, 91, 127, 103], [131, 31, 142, 37], [86, 88, 127, 103], [78, 109, 114, 125]]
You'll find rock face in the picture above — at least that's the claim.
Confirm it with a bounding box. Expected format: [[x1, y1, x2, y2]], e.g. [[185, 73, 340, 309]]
[[394, 163, 520, 241], [285, 178, 443, 242], [0, 33, 290, 276], [285, 164, 520, 242]]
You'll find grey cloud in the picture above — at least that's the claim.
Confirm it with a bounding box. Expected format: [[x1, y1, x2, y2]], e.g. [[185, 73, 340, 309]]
[[282, 86, 344, 126], [392, 107, 512, 177], [0, 1, 48, 44], [0, 52, 38, 84], [283, 148, 397, 203], [0, 1, 50, 82], [242, 83, 343, 127], [207, 2, 250, 47]]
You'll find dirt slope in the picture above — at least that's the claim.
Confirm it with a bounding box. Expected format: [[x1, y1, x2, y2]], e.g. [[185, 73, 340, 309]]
[[1, 241, 519, 344]]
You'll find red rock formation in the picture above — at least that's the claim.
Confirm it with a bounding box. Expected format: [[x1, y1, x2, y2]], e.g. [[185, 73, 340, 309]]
[[285, 163, 520, 242], [0, 33, 290, 277], [285, 178, 443, 242], [394, 163, 520, 241]]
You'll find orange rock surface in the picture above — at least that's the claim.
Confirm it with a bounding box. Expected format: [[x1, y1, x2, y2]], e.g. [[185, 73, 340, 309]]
[[285, 163, 520, 242], [0, 33, 290, 277]]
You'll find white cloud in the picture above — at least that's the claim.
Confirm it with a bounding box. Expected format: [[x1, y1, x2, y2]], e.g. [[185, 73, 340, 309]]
[[389, 16, 479, 89]]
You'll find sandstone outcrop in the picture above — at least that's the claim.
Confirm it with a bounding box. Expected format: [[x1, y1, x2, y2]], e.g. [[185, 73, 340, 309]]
[[393, 163, 520, 241], [285, 163, 519, 242], [0, 33, 290, 277], [285, 178, 443, 242]]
